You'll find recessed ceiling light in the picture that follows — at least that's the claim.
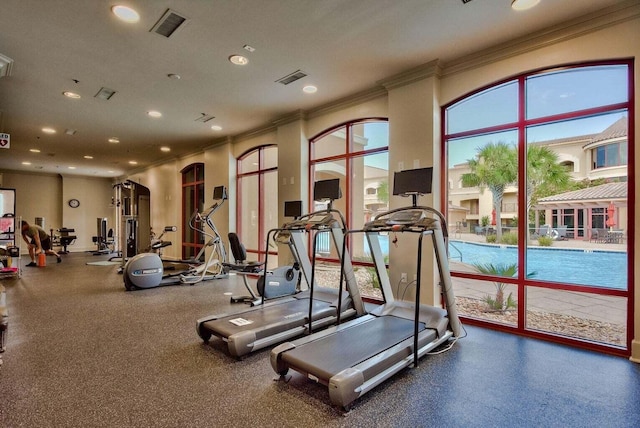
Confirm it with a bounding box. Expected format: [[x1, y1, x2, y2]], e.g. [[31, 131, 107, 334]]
[[63, 91, 81, 99], [303, 85, 318, 94], [22, 161, 31, 165], [511, 0, 540, 11], [112, 5, 140, 23], [129, 161, 138, 165], [84, 155, 94, 159], [108, 137, 120, 143], [30, 149, 41, 153], [68, 166, 76, 170], [147, 110, 162, 118], [211, 125, 223, 131], [42, 127, 56, 134], [160, 147, 171, 152], [229, 55, 248, 65]]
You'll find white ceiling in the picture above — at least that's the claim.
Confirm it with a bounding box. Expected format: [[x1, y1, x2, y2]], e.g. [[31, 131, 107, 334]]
[[0, 0, 626, 178]]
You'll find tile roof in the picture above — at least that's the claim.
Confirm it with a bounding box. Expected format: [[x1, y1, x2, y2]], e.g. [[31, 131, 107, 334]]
[[588, 116, 628, 145], [537, 181, 627, 203]]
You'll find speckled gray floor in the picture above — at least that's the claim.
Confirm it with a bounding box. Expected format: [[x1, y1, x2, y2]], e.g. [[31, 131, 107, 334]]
[[1, 252, 639, 427]]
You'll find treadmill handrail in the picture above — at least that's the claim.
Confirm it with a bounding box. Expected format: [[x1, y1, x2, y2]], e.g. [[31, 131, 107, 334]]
[[338, 206, 460, 347]]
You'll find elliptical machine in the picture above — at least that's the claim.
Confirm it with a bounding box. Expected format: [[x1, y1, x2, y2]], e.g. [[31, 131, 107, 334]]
[[123, 186, 228, 290]]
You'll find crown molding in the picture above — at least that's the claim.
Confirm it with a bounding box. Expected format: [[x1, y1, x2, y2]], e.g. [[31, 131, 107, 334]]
[[272, 109, 307, 127], [378, 59, 443, 90], [306, 86, 388, 119], [441, 0, 640, 77]]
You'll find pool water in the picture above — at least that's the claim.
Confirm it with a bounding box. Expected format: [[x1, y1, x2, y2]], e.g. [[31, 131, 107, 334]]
[[363, 236, 627, 290], [449, 240, 627, 290]]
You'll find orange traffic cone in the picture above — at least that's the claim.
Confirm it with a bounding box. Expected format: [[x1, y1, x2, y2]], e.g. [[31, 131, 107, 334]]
[[37, 252, 46, 267]]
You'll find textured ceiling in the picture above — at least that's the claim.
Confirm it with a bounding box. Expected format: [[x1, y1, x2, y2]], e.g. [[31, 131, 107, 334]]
[[0, 0, 627, 177]]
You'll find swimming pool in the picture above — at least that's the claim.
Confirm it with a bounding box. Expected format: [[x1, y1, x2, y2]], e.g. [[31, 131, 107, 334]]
[[362, 236, 627, 290], [449, 240, 627, 290]]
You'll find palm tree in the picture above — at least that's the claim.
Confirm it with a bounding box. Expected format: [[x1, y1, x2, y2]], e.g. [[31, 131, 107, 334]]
[[526, 145, 571, 213], [376, 180, 389, 205], [461, 142, 517, 242]]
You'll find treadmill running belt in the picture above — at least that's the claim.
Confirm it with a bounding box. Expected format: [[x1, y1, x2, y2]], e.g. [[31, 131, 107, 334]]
[[282, 316, 425, 381], [202, 298, 334, 338]]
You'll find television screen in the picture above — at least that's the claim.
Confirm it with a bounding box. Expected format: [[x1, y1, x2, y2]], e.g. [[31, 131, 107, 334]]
[[314, 179, 341, 201], [392, 167, 433, 195], [284, 200, 302, 218], [213, 185, 227, 200]]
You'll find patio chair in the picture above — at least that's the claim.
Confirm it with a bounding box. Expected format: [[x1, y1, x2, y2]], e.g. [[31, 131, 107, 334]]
[[538, 225, 551, 237], [552, 225, 568, 241], [605, 229, 624, 244]]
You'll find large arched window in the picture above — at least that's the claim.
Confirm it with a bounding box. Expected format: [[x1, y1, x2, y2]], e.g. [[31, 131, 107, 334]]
[[443, 60, 633, 356], [236, 145, 278, 263], [181, 162, 205, 260], [310, 118, 389, 299]]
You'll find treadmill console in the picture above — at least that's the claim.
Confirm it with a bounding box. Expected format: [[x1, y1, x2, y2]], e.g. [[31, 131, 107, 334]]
[[387, 210, 425, 225], [282, 211, 337, 231], [364, 208, 436, 231]]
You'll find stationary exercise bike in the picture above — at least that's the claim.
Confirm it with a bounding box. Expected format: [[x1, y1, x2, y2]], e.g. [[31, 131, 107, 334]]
[[123, 186, 228, 290], [224, 231, 301, 306]]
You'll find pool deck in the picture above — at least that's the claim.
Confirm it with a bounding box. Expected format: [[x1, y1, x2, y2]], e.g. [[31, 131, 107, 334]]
[[450, 232, 628, 326], [452, 230, 626, 251]]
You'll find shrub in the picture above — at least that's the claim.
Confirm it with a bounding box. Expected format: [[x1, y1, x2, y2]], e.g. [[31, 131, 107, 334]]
[[500, 233, 518, 245], [486, 234, 497, 244], [483, 292, 517, 313], [473, 262, 518, 313], [538, 236, 553, 246]]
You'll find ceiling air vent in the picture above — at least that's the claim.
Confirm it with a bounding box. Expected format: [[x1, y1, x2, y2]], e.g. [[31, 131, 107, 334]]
[[151, 9, 188, 38], [0, 53, 14, 78], [94, 87, 116, 100], [194, 114, 215, 123], [276, 70, 307, 85]]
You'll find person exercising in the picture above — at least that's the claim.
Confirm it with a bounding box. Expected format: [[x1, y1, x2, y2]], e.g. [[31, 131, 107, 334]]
[[21, 220, 62, 266]]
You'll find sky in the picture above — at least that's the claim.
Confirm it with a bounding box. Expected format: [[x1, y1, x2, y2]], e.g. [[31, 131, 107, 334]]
[[447, 64, 628, 167], [357, 64, 629, 170], [448, 111, 627, 167]]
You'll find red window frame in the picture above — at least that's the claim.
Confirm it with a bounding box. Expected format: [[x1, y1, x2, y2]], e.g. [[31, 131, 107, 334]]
[[309, 118, 389, 275], [236, 145, 277, 261], [441, 59, 635, 357]]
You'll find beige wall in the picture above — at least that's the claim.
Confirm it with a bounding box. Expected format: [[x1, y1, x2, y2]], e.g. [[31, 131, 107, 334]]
[[61, 175, 115, 251], [1, 170, 113, 251]]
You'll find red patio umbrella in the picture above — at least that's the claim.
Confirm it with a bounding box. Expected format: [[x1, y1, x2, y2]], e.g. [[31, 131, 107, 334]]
[[606, 202, 616, 229]]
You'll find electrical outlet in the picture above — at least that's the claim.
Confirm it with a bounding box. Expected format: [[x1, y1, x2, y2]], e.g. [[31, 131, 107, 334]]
[[400, 273, 407, 283]]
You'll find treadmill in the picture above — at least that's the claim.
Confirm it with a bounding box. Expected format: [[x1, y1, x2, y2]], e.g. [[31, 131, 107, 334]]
[[270, 167, 462, 409], [196, 179, 365, 358]]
